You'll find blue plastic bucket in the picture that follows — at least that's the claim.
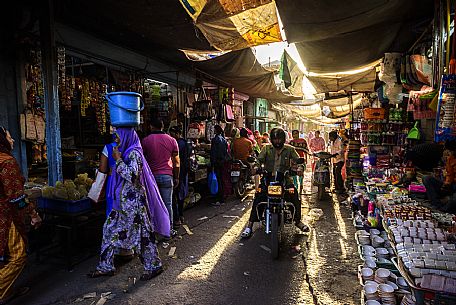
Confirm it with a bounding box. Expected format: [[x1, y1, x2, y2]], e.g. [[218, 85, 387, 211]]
[[106, 92, 144, 127]]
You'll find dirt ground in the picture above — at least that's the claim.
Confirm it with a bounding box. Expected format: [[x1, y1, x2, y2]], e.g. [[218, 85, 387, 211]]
[[10, 169, 361, 305]]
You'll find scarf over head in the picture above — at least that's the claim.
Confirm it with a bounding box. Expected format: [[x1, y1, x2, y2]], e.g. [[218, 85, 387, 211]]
[[109, 127, 170, 237], [0, 127, 13, 163]]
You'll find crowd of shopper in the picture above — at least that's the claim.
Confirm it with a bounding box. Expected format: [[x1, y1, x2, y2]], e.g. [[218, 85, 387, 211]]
[[0, 121, 350, 303]]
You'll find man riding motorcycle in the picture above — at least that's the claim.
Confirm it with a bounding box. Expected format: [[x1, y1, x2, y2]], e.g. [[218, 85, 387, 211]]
[[240, 128, 310, 238]]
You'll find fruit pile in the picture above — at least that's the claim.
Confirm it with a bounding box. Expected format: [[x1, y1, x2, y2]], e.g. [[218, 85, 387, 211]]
[[42, 173, 93, 201]]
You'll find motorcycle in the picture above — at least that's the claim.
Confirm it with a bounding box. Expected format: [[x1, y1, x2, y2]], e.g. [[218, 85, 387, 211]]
[[230, 159, 254, 198], [249, 156, 304, 259], [312, 151, 332, 201]]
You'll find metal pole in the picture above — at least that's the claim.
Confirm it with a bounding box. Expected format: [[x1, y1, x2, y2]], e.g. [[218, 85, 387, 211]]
[[40, 0, 62, 185]]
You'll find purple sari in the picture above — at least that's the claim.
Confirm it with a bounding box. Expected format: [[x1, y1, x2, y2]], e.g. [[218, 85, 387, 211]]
[[109, 127, 170, 237]]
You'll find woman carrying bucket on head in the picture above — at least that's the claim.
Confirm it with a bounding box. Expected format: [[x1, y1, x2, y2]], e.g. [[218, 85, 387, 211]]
[[88, 127, 170, 280]]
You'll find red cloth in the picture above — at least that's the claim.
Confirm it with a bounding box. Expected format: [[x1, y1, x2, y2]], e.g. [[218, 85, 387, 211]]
[[289, 138, 308, 158], [0, 155, 29, 256]]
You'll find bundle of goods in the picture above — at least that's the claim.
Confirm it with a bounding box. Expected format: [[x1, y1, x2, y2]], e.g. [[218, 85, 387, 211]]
[[390, 220, 446, 246], [382, 205, 433, 223], [365, 167, 387, 179], [41, 173, 93, 201], [395, 241, 456, 287], [346, 140, 362, 178], [435, 74, 456, 142], [356, 227, 396, 271], [360, 267, 412, 304], [376, 155, 392, 168]]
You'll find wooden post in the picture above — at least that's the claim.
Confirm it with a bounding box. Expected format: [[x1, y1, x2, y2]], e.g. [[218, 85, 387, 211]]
[[40, 0, 62, 185]]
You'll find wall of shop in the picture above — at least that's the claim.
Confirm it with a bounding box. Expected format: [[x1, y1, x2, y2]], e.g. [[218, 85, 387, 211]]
[[0, 48, 27, 174], [419, 118, 436, 143], [56, 24, 196, 87], [255, 98, 268, 132]]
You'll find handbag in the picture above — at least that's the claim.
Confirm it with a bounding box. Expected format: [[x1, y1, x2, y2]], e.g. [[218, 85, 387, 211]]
[[88, 170, 107, 202], [208, 170, 218, 195]]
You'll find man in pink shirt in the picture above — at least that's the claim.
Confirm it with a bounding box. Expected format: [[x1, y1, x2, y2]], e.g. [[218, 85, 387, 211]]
[[309, 130, 326, 171], [142, 118, 180, 234]]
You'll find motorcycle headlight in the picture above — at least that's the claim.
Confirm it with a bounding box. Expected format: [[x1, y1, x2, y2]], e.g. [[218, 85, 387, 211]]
[[268, 185, 282, 196]]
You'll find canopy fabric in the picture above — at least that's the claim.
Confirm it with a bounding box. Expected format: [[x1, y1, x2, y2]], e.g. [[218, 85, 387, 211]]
[[279, 50, 304, 96], [307, 68, 378, 93], [290, 104, 321, 118], [179, 0, 282, 51], [329, 95, 364, 118], [321, 94, 361, 107], [195, 48, 299, 100], [276, 0, 434, 73]]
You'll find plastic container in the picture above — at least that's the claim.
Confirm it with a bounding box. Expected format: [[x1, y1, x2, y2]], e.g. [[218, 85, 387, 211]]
[[37, 197, 91, 214], [364, 108, 386, 120], [106, 92, 144, 127]]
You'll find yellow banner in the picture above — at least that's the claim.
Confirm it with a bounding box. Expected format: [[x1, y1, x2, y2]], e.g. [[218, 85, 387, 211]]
[[180, 0, 282, 51]]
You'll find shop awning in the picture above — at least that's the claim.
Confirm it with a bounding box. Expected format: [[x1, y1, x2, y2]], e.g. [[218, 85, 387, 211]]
[[275, 0, 434, 73], [307, 66, 378, 94], [195, 48, 300, 100]]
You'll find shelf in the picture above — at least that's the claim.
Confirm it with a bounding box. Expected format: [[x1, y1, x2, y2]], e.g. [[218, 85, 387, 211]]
[[365, 144, 403, 146]]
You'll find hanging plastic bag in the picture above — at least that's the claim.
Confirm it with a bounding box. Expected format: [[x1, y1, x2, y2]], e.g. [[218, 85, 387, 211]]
[[208, 170, 218, 195], [88, 170, 107, 202]]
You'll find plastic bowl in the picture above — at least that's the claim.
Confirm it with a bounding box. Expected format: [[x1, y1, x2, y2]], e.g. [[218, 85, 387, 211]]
[[365, 301, 381, 305], [370, 229, 380, 235], [361, 267, 374, 278], [364, 283, 378, 294], [386, 281, 398, 290], [396, 277, 408, 287], [378, 283, 394, 293], [375, 268, 390, 278]]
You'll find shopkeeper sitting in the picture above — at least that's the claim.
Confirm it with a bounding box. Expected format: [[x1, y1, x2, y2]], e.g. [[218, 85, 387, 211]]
[[422, 140, 456, 212]]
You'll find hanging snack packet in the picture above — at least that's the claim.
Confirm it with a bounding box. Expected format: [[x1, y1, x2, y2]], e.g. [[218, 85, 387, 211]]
[[435, 74, 456, 142]]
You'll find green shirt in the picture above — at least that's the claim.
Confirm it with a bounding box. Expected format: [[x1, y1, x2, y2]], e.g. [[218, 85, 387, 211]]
[[258, 144, 300, 175]]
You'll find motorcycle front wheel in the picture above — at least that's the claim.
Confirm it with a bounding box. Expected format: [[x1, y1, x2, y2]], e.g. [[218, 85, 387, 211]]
[[234, 181, 246, 198], [271, 213, 280, 259]]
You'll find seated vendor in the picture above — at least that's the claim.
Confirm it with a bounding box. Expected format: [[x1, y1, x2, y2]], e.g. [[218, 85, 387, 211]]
[[422, 140, 456, 212]]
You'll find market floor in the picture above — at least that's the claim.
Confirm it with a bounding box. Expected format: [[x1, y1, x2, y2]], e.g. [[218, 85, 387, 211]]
[[10, 170, 361, 305]]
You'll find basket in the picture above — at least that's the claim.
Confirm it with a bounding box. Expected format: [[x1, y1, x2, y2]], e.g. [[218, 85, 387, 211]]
[[37, 197, 91, 214], [363, 108, 386, 120], [391, 257, 456, 305]]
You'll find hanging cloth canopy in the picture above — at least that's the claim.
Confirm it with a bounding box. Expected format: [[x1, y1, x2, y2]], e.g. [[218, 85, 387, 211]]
[[179, 0, 283, 51], [275, 0, 434, 73]]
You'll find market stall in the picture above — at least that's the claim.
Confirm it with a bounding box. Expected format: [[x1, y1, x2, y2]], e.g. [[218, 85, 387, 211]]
[[346, 102, 456, 304]]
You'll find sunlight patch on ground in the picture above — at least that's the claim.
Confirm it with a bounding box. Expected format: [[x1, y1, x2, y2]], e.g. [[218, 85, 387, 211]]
[[339, 238, 348, 259], [177, 211, 250, 280], [333, 199, 348, 240]]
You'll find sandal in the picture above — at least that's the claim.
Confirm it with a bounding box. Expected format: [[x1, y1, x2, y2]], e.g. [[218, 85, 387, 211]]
[[87, 270, 115, 278], [240, 227, 252, 239], [140, 267, 164, 281], [296, 222, 310, 233], [0, 286, 30, 305]]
